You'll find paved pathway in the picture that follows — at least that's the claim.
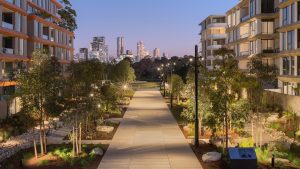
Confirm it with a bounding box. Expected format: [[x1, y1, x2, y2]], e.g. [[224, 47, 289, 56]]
[[98, 90, 203, 169]]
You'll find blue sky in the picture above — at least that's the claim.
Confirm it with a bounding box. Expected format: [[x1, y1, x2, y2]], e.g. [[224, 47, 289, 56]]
[[71, 0, 238, 57]]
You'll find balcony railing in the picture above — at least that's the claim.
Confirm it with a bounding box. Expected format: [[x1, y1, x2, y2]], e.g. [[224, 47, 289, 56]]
[[241, 15, 250, 22], [3, 48, 14, 54], [42, 35, 49, 40], [262, 48, 280, 54], [2, 22, 14, 30], [240, 51, 249, 56], [5, 0, 14, 4], [240, 33, 250, 39]]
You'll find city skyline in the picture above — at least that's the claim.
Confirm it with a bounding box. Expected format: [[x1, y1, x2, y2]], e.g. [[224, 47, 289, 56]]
[[71, 0, 238, 57]]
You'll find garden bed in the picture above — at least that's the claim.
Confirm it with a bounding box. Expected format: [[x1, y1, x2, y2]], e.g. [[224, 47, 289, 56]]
[[0, 144, 109, 169]]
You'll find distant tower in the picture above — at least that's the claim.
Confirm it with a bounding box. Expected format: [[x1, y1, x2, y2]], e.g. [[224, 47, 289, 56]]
[[137, 41, 145, 59], [79, 48, 88, 60], [117, 37, 125, 57], [153, 48, 160, 58], [89, 36, 109, 62]]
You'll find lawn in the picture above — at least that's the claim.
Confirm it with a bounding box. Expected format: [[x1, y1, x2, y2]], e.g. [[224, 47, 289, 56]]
[[1, 144, 108, 169]]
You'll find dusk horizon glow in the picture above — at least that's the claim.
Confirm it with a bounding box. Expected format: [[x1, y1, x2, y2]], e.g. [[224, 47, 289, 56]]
[[71, 0, 238, 57]]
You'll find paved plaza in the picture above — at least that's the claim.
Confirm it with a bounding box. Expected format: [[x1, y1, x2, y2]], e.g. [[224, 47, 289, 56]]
[[98, 90, 203, 169]]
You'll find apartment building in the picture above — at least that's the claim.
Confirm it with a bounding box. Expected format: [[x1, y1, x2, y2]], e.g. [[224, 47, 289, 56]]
[[226, 0, 280, 72], [277, 0, 300, 95], [0, 0, 74, 118], [199, 15, 227, 69]]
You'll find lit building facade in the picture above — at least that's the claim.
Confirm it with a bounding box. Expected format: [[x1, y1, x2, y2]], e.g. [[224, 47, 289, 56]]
[[226, 0, 279, 72], [200, 15, 227, 69], [0, 0, 74, 118]]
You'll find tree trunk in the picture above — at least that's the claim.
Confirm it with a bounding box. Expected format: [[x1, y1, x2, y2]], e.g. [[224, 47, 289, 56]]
[[75, 125, 78, 156], [79, 123, 82, 153], [72, 126, 76, 157], [39, 123, 44, 155], [33, 128, 38, 159], [251, 119, 254, 141], [43, 121, 47, 154]]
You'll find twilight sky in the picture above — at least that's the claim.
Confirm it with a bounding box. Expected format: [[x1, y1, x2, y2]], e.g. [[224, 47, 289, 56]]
[[71, 0, 238, 57]]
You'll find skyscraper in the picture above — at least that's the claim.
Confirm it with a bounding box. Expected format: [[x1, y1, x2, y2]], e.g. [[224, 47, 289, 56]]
[[117, 37, 125, 57], [79, 48, 89, 61], [137, 41, 145, 60], [153, 48, 160, 58], [89, 37, 109, 62]]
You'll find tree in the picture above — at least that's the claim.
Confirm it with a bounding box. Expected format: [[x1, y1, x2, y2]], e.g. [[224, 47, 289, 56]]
[[17, 49, 62, 157], [58, 0, 77, 32], [110, 60, 136, 84], [208, 47, 250, 151], [63, 59, 105, 156], [169, 74, 184, 103], [248, 58, 278, 146]]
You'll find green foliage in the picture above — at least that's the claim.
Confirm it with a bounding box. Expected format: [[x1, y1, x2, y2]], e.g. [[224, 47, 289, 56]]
[[110, 60, 136, 83], [17, 49, 63, 120], [268, 122, 281, 130], [239, 138, 254, 147], [58, 0, 77, 32], [39, 160, 50, 166], [255, 148, 270, 163], [168, 74, 184, 99]]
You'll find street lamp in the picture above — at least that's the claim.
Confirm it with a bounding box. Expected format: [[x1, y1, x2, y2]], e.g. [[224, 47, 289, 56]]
[[170, 62, 176, 108], [194, 45, 199, 147]]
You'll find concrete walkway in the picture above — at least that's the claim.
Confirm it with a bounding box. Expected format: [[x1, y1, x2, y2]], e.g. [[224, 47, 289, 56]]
[[98, 90, 203, 169]]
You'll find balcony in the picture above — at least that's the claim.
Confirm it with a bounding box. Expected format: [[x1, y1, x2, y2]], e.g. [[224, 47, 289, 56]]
[[42, 35, 49, 40], [240, 51, 249, 57], [3, 48, 14, 54], [240, 33, 250, 39], [262, 49, 280, 54], [2, 22, 14, 30], [207, 34, 226, 39], [5, 0, 14, 4], [207, 23, 227, 29], [207, 45, 222, 50], [240, 15, 250, 23]]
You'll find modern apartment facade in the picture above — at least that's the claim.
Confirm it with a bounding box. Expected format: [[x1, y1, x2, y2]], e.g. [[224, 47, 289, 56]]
[[277, 0, 300, 95], [225, 0, 280, 72], [0, 0, 74, 118], [199, 15, 227, 69]]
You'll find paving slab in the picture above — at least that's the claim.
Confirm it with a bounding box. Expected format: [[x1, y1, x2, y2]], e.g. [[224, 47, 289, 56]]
[[98, 90, 203, 169]]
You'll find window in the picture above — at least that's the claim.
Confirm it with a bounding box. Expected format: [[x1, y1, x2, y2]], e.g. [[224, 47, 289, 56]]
[[250, 41, 256, 54], [250, 0, 256, 17], [298, 2, 300, 21], [282, 6, 289, 26], [261, 0, 274, 13], [287, 30, 294, 50], [262, 39, 274, 51], [282, 32, 286, 51], [282, 57, 290, 75], [19, 39, 24, 55], [250, 21, 257, 35], [298, 56, 300, 75], [291, 3, 295, 23], [262, 19, 274, 34], [291, 56, 295, 76]]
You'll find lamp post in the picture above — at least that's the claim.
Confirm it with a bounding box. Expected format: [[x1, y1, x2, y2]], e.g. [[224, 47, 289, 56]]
[[194, 45, 199, 147], [170, 62, 176, 108]]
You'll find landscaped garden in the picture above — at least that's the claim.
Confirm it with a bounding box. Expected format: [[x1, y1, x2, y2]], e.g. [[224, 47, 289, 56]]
[[1, 144, 108, 169]]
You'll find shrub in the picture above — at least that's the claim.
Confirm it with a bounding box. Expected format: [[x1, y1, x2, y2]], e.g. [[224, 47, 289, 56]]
[[39, 160, 50, 166], [255, 148, 270, 164], [239, 138, 254, 147], [290, 142, 300, 154], [268, 122, 281, 130]]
